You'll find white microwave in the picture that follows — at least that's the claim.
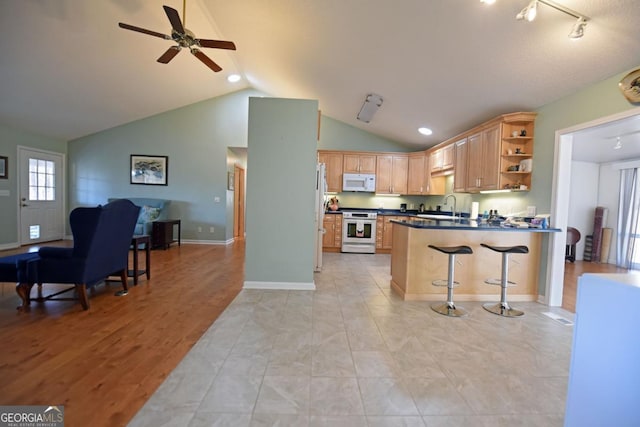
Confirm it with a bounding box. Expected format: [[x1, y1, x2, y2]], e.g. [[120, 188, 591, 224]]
[[342, 173, 376, 192]]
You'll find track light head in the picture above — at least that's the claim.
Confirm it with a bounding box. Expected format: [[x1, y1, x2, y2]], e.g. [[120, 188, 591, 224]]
[[516, 0, 538, 21], [568, 17, 587, 39]]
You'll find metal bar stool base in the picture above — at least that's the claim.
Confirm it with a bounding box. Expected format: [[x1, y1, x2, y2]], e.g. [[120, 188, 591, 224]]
[[431, 302, 468, 317], [483, 302, 524, 317]]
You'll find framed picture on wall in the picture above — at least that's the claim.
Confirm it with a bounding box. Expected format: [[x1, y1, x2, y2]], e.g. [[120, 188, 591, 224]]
[[0, 156, 7, 179], [130, 155, 168, 185]]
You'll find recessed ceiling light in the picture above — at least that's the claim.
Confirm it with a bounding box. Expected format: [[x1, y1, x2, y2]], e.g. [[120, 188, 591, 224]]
[[480, 0, 496, 4], [227, 74, 242, 83], [418, 127, 433, 136]]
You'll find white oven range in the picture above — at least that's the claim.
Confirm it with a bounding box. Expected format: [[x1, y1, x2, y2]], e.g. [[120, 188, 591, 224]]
[[341, 211, 377, 253]]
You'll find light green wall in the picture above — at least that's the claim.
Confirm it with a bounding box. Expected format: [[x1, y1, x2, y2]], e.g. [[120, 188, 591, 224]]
[[68, 88, 264, 242], [0, 124, 66, 247], [319, 116, 410, 152], [245, 97, 318, 285]]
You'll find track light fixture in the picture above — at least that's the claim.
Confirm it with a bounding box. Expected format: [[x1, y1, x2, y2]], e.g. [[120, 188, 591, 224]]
[[516, 0, 538, 22], [515, 0, 589, 39]]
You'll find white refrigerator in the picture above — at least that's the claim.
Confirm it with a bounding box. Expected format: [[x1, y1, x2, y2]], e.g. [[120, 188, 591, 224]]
[[314, 163, 326, 272]]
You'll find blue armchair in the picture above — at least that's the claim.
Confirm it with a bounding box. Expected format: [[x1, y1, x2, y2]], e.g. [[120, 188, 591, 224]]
[[28, 199, 140, 310]]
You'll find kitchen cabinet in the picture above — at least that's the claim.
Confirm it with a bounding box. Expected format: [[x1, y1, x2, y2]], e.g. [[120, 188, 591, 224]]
[[430, 144, 454, 173], [407, 152, 428, 195], [376, 154, 408, 194], [453, 138, 468, 192], [466, 124, 500, 192], [322, 214, 342, 250], [499, 114, 536, 191], [376, 215, 399, 250], [343, 153, 376, 174], [318, 151, 343, 193]]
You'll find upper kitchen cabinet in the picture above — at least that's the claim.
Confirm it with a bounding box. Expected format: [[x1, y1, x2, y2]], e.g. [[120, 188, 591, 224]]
[[453, 138, 468, 193], [343, 153, 376, 174], [318, 151, 343, 193], [376, 154, 408, 195], [466, 124, 501, 192], [430, 144, 454, 173], [407, 152, 427, 195], [499, 112, 537, 191]]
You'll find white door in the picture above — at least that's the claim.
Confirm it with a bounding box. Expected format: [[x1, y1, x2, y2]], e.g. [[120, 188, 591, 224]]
[[18, 147, 65, 244]]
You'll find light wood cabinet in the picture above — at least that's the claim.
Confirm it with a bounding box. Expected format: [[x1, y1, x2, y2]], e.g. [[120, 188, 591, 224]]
[[322, 214, 342, 250], [453, 138, 468, 192], [376, 215, 399, 250], [430, 144, 454, 172], [407, 153, 427, 195], [376, 155, 408, 194], [318, 151, 343, 193], [343, 153, 376, 174], [466, 124, 500, 192]]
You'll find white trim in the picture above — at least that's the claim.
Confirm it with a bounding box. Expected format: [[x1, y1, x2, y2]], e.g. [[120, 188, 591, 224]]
[[548, 107, 640, 307], [243, 281, 316, 290], [0, 242, 20, 251], [181, 238, 235, 245]]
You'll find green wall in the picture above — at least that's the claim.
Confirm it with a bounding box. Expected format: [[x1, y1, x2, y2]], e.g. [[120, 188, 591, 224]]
[[245, 97, 319, 287], [68, 88, 264, 242], [319, 116, 410, 152], [0, 124, 66, 248]]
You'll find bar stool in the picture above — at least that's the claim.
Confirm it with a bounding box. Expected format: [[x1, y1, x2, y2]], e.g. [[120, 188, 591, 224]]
[[428, 244, 473, 317], [480, 243, 529, 317]]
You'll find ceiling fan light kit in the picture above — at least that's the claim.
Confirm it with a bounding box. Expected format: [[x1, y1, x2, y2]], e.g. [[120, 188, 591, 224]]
[[484, 0, 589, 39], [118, 1, 236, 73], [357, 94, 383, 123]]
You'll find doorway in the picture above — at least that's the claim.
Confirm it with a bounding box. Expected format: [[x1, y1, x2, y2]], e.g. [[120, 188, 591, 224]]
[[17, 147, 66, 245], [547, 107, 640, 306], [233, 165, 245, 240]]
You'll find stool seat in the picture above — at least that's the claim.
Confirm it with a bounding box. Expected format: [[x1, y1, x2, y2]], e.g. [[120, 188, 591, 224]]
[[480, 243, 529, 254], [428, 244, 472, 317], [428, 245, 473, 255]]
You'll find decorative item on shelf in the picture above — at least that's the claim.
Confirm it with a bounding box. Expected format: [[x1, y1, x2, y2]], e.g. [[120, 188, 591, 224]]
[[511, 130, 519, 137], [515, 148, 523, 154], [520, 129, 527, 136], [327, 197, 339, 211], [507, 149, 513, 155], [507, 165, 520, 172]]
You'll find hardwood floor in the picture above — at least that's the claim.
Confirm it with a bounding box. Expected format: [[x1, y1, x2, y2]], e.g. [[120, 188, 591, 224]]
[[0, 241, 244, 427], [562, 260, 627, 313]]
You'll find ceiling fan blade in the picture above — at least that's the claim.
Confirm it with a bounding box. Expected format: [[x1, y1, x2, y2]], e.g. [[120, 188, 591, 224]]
[[163, 5, 185, 34], [118, 22, 170, 40], [191, 48, 222, 72], [197, 39, 237, 50], [157, 46, 181, 64]]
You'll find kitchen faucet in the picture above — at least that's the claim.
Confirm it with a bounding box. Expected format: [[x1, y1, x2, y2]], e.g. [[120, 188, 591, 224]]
[[443, 194, 457, 218]]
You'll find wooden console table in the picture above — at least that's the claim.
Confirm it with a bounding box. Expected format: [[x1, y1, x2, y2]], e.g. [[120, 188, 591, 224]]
[[152, 219, 181, 250]]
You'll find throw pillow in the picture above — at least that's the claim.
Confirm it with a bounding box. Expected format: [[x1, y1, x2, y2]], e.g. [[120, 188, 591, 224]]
[[138, 205, 161, 223]]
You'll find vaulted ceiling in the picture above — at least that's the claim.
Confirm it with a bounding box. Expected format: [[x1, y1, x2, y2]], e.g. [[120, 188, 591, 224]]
[[1, 0, 639, 152]]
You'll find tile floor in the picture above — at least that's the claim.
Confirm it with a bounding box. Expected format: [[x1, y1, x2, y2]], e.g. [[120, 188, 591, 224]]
[[129, 252, 575, 427]]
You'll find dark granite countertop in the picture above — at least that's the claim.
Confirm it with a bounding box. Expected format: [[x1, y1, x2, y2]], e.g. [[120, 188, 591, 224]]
[[390, 218, 560, 232]]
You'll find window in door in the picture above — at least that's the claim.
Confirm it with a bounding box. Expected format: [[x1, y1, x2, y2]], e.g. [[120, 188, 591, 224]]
[[29, 158, 56, 201]]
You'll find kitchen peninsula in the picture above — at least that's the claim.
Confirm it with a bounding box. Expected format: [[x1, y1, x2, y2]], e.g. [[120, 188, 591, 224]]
[[390, 218, 559, 301]]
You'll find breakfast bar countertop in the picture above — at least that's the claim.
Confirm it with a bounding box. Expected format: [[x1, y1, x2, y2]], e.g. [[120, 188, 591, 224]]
[[390, 218, 561, 233]]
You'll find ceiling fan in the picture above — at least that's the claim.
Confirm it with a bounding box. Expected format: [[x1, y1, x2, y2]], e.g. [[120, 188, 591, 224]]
[[118, 1, 236, 72]]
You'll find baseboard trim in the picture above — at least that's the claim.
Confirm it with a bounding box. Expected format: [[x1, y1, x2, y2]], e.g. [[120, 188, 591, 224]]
[[243, 281, 316, 291], [181, 238, 234, 246], [0, 242, 20, 251]]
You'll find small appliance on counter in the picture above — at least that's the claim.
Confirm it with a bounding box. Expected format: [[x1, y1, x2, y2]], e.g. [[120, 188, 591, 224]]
[[419, 203, 425, 213], [400, 203, 407, 213]]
